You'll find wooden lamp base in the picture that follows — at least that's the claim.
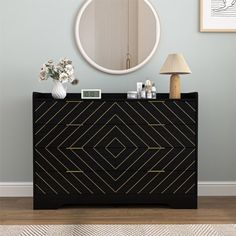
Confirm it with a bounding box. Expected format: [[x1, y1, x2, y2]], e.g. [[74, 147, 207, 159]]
[[169, 74, 180, 99]]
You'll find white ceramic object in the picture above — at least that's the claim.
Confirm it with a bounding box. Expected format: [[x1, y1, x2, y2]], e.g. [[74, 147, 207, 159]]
[[51, 80, 67, 99]]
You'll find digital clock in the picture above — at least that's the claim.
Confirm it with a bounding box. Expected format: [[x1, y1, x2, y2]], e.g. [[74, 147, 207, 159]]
[[81, 89, 102, 99]]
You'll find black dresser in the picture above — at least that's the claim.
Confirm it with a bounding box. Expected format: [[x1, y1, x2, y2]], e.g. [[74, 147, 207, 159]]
[[33, 92, 198, 209]]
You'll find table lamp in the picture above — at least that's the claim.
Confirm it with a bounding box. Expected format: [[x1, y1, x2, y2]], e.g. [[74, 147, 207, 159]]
[[160, 54, 191, 99]]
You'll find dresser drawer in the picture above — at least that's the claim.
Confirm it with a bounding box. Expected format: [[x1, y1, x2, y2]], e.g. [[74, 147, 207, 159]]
[[34, 171, 114, 195], [34, 123, 196, 148], [113, 148, 196, 172], [34, 148, 117, 172], [34, 170, 196, 196], [34, 100, 137, 125], [34, 99, 197, 126], [121, 170, 197, 195], [125, 100, 197, 125], [34, 147, 196, 174]]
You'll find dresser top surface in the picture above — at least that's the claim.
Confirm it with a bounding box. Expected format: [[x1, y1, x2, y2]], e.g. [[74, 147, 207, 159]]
[[33, 92, 198, 101]]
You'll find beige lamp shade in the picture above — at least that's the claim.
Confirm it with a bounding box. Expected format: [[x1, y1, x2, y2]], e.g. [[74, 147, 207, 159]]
[[160, 54, 191, 75]]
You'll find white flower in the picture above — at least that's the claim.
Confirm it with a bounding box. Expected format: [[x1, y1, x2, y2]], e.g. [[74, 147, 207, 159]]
[[39, 72, 48, 81], [66, 64, 73, 71], [39, 65, 49, 81], [54, 65, 61, 73], [42, 63, 48, 71], [59, 58, 72, 66], [65, 58, 72, 64], [59, 72, 69, 83], [65, 64, 74, 76], [45, 60, 54, 70]]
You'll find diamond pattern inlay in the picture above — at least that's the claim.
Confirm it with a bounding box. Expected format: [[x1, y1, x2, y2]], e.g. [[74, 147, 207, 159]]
[[93, 126, 138, 149], [105, 138, 126, 158]]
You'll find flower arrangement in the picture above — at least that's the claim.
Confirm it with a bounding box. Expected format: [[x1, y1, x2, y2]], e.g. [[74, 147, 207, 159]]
[[39, 58, 78, 84]]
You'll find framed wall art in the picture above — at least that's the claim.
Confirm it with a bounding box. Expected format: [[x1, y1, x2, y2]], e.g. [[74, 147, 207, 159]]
[[200, 0, 236, 32]]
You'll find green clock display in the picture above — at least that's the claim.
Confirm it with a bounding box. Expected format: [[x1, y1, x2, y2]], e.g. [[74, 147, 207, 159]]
[[81, 89, 102, 99]]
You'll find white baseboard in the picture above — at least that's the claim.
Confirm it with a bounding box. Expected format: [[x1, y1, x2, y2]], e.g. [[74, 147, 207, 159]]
[[198, 181, 236, 196], [0, 182, 236, 197], [0, 182, 33, 197]]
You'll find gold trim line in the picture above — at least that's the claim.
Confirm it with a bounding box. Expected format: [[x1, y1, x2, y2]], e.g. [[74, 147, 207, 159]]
[[148, 170, 165, 173], [149, 124, 165, 127], [66, 170, 84, 173], [66, 124, 83, 127], [148, 147, 165, 150]]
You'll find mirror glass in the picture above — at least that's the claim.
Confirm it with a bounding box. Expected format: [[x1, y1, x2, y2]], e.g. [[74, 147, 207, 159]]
[[75, 0, 160, 74]]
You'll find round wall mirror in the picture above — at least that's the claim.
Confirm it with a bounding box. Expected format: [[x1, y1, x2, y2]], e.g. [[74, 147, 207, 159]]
[[75, 0, 161, 74]]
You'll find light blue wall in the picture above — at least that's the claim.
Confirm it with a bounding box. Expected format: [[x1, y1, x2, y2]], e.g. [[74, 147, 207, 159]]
[[0, 0, 236, 182]]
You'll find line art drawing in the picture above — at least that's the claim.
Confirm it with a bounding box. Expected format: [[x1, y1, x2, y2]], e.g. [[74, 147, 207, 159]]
[[213, 0, 236, 12], [211, 0, 236, 17]]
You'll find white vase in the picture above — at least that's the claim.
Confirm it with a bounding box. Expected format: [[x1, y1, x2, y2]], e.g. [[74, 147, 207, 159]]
[[51, 80, 67, 99]]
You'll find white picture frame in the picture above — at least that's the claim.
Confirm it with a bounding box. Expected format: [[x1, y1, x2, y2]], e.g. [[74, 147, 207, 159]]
[[200, 0, 236, 32]]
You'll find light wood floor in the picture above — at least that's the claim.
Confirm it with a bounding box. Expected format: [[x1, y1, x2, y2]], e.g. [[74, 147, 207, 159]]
[[0, 197, 236, 225]]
